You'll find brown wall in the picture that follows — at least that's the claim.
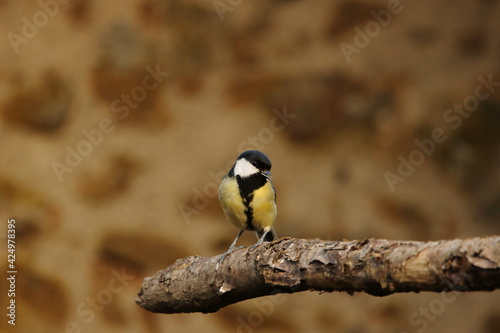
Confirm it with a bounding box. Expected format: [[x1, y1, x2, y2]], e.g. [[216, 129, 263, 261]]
[[0, 1, 499, 332]]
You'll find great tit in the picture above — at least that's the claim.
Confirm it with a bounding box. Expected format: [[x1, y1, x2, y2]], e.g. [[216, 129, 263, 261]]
[[218, 150, 277, 252]]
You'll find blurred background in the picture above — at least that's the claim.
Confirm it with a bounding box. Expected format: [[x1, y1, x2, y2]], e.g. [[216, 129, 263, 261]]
[[0, 0, 499, 332]]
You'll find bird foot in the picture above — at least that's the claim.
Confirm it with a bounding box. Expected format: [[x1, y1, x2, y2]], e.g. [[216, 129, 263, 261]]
[[216, 246, 245, 268]]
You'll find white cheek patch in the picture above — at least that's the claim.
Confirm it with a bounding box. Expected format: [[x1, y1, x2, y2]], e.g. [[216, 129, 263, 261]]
[[234, 158, 259, 178]]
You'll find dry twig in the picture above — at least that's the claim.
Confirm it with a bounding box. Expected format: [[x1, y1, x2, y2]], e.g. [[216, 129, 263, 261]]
[[136, 236, 500, 314]]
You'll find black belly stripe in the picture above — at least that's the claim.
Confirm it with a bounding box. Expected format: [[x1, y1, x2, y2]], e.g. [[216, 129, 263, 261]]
[[243, 196, 253, 230], [237, 174, 267, 231]]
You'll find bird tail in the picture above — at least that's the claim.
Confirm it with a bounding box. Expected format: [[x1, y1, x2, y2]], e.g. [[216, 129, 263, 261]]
[[256, 228, 277, 243]]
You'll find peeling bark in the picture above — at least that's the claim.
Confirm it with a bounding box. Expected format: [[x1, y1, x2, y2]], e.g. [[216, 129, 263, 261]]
[[136, 236, 500, 314]]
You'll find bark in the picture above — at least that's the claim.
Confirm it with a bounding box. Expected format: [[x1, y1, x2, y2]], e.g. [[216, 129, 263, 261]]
[[136, 236, 500, 314]]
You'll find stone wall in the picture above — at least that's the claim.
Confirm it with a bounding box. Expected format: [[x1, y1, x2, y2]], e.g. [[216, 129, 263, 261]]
[[0, 1, 499, 332]]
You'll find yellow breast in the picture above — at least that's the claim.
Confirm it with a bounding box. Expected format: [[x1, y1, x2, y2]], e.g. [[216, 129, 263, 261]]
[[218, 176, 247, 229], [218, 175, 277, 232], [249, 181, 277, 232]]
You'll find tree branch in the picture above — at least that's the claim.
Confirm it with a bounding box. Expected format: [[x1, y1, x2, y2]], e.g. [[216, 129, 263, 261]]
[[136, 236, 500, 314]]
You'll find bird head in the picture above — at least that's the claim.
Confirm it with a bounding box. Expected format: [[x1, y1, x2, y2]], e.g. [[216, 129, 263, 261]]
[[232, 150, 272, 179]]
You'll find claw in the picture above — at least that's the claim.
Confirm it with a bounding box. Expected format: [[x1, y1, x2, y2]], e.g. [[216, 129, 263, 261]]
[[216, 245, 245, 268]]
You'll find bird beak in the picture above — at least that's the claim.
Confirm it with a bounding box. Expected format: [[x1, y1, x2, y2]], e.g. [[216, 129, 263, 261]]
[[262, 170, 272, 179]]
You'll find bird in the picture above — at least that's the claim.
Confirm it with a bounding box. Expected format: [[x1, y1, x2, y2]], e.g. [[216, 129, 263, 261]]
[[218, 150, 277, 253]]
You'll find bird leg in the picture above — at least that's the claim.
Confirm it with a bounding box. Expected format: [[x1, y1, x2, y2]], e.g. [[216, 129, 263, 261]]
[[246, 230, 271, 252], [255, 230, 269, 246], [227, 229, 245, 252], [217, 230, 245, 268]]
